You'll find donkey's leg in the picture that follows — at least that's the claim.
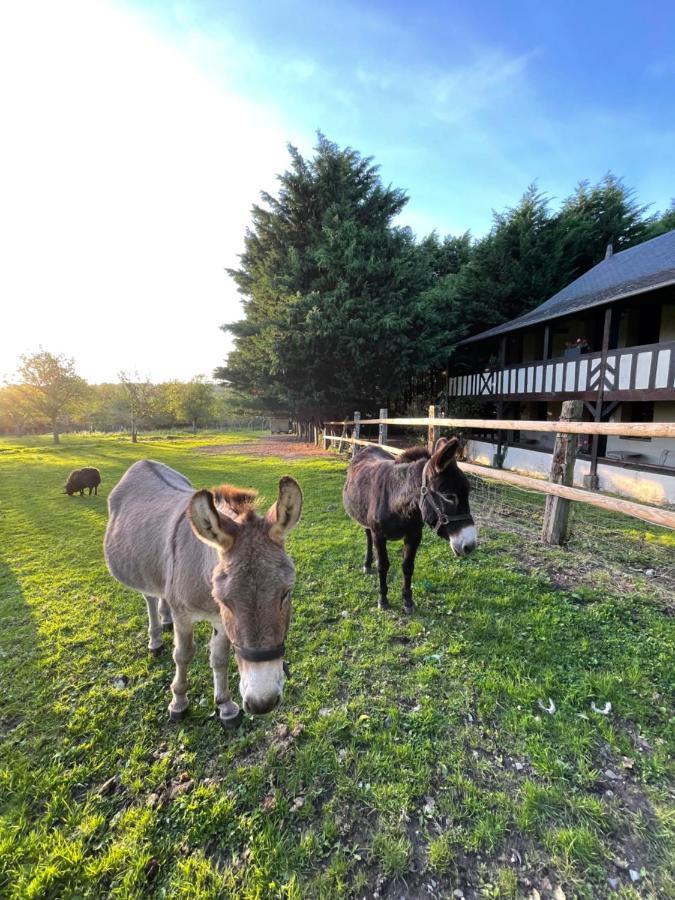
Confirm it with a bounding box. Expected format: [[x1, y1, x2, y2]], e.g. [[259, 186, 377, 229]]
[[402, 527, 423, 615], [209, 626, 242, 728], [158, 597, 174, 631], [168, 620, 195, 721], [144, 594, 164, 653], [374, 534, 390, 610], [363, 528, 374, 574]]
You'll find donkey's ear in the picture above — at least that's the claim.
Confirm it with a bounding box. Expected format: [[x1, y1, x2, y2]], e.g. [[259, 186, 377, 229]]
[[266, 476, 303, 543], [189, 489, 239, 552], [431, 436, 460, 471]]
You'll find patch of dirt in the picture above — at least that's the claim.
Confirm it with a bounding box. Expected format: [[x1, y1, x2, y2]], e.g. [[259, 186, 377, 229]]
[[494, 542, 675, 611], [195, 435, 331, 460]]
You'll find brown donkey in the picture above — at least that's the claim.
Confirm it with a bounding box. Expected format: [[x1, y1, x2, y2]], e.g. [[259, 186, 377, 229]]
[[104, 460, 302, 727], [343, 438, 476, 613]]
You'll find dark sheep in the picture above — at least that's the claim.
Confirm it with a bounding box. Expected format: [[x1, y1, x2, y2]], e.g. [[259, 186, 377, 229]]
[[65, 467, 102, 496]]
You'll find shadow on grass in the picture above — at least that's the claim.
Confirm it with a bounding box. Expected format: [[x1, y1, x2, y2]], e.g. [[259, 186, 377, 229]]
[[0, 556, 41, 746]]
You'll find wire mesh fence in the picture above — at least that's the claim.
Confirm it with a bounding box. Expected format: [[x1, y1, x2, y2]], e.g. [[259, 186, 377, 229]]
[[466, 471, 675, 607]]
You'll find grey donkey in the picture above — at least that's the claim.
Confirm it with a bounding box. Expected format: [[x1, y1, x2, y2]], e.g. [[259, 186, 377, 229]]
[[104, 460, 302, 727]]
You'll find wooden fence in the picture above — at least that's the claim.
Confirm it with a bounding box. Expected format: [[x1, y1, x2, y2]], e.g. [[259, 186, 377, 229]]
[[320, 406, 675, 537]]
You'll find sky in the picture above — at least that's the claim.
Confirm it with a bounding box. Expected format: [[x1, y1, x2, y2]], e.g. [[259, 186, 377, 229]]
[[1, 0, 674, 384]]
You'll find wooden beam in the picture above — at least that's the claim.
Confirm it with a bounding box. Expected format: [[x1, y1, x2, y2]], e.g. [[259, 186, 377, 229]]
[[542, 400, 583, 545], [378, 408, 388, 445], [352, 411, 360, 458], [590, 307, 615, 481], [348, 417, 675, 438], [428, 405, 440, 451], [324, 434, 400, 454]]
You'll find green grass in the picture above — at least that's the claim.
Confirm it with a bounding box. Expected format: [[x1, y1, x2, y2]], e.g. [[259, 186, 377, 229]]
[[0, 432, 673, 898]]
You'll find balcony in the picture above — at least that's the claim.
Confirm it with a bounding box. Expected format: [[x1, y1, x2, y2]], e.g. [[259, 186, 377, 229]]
[[449, 340, 675, 402]]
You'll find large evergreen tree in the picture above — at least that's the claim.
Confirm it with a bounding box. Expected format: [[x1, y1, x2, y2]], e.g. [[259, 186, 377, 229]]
[[216, 135, 430, 416], [554, 174, 651, 284]]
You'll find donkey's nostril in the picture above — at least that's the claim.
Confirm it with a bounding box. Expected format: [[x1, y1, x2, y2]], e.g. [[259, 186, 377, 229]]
[[243, 694, 281, 715]]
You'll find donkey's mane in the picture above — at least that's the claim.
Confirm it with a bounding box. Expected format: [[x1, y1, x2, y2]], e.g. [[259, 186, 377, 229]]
[[213, 484, 260, 517], [395, 446, 430, 464]]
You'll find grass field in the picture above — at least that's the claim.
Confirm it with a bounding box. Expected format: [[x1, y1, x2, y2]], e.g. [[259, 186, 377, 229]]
[[0, 433, 673, 899]]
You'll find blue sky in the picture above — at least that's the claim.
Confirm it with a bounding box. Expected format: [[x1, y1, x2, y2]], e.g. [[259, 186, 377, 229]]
[[137, 0, 675, 236], [1, 0, 673, 382]]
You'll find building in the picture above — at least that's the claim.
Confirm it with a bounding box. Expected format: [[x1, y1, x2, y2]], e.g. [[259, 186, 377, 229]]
[[448, 229, 675, 504]]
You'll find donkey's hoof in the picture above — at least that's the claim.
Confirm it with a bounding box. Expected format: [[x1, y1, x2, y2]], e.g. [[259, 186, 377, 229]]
[[149, 645, 164, 657], [168, 705, 188, 722], [362, 565, 373, 575], [283, 660, 291, 679], [161, 621, 174, 632], [378, 599, 390, 610], [403, 603, 415, 616], [218, 708, 244, 730]]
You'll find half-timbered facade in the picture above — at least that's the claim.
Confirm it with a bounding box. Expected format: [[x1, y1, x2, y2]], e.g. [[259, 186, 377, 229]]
[[448, 229, 675, 503]]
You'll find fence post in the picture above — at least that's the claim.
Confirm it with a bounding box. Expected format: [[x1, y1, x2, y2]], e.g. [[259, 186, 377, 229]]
[[338, 419, 348, 453], [428, 405, 440, 452], [378, 408, 388, 446], [542, 400, 583, 545], [352, 411, 360, 456]]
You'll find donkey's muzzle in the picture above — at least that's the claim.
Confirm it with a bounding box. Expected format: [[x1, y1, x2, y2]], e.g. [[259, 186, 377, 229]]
[[243, 694, 281, 715], [450, 524, 478, 557], [239, 658, 286, 716]]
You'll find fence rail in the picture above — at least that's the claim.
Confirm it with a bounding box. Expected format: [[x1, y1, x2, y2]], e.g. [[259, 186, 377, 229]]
[[323, 417, 675, 438]]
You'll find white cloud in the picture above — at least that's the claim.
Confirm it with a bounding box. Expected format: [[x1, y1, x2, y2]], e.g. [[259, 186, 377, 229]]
[[0, 0, 304, 382], [430, 50, 535, 123]]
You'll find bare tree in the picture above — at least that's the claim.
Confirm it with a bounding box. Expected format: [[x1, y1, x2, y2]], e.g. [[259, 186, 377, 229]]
[[18, 350, 88, 443], [118, 371, 154, 442]]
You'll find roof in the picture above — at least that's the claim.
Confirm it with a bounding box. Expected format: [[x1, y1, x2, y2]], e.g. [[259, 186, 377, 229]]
[[460, 228, 675, 345]]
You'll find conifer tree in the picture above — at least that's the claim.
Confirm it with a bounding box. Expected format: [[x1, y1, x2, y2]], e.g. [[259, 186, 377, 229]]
[[216, 135, 426, 415]]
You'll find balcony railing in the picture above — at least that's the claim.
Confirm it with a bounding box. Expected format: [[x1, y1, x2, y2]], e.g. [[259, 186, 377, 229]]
[[449, 340, 675, 401]]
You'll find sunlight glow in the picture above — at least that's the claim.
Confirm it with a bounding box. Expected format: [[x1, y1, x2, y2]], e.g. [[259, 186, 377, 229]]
[[0, 0, 298, 382]]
